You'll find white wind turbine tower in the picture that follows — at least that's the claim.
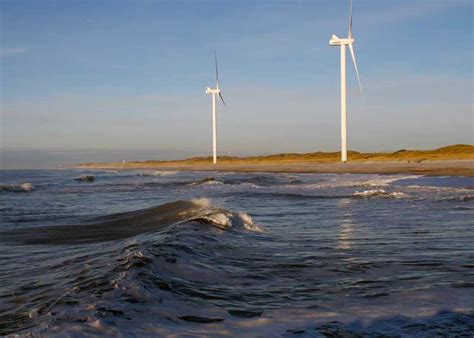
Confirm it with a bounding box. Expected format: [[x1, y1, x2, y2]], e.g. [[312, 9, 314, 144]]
[[329, 0, 364, 162], [205, 52, 226, 164]]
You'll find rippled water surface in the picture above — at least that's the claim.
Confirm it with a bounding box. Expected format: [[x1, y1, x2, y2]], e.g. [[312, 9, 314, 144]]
[[1, 169, 473, 336]]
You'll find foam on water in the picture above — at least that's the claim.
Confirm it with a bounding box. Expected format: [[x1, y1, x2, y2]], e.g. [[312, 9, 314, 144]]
[[296, 174, 422, 190], [0, 182, 34, 192], [353, 189, 408, 199], [190, 198, 263, 232], [191, 197, 212, 208], [364, 175, 421, 187], [405, 185, 473, 193], [137, 170, 177, 177]]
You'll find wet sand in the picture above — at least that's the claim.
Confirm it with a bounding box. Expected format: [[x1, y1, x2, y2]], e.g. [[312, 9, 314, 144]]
[[78, 160, 474, 177]]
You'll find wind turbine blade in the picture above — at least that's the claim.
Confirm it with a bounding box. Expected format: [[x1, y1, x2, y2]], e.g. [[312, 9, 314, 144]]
[[214, 51, 219, 85], [218, 92, 226, 107], [348, 43, 364, 100], [348, 0, 353, 38]]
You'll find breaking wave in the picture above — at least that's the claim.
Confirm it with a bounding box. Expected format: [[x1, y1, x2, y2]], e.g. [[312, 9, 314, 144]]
[[353, 189, 408, 199], [188, 177, 224, 186], [136, 171, 177, 177], [0, 197, 263, 335], [0, 182, 34, 192], [187, 175, 295, 188], [299, 175, 422, 190], [363, 175, 421, 187], [231, 190, 410, 200], [1, 198, 263, 245], [74, 175, 96, 182], [404, 185, 473, 193], [440, 195, 474, 202]]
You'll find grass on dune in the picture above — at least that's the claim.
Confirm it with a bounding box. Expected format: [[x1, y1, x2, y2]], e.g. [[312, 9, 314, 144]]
[[79, 144, 474, 167]]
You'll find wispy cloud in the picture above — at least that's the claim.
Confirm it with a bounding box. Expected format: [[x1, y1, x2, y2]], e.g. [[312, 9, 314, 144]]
[[0, 47, 28, 57]]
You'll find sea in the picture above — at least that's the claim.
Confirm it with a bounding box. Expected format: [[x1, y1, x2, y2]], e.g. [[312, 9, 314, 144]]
[[1, 169, 473, 337]]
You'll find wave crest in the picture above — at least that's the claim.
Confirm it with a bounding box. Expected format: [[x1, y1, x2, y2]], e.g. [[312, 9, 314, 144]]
[[441, 195, 474, 202], [193, 210, 263, 232], [191, 197, 212, 208], [189, 198, 263, 231], [74, 175, 96, 182], [353, 189, 407, 199], [137, 171, 177, 177], [1, 198, 263, 245], [0, 182, 34, 192]]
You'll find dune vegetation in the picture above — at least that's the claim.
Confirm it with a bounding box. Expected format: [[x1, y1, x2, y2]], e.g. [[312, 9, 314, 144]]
[[78, 144, 473, 169]]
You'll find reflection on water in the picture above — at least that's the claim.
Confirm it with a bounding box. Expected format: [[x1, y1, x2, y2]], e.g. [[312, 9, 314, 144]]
[[337, 198, 355, 251], [338, 222, 354, 251]]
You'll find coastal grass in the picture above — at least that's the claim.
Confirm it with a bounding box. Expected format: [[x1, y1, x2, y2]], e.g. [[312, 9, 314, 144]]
[[78, 144, 473, 168]]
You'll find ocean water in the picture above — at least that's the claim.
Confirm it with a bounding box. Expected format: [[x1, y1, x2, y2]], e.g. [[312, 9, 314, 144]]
[[1, 169, 473, 336]]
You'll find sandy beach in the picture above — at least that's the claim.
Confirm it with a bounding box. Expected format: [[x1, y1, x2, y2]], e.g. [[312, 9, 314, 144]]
[[77, 160, 474, 177]]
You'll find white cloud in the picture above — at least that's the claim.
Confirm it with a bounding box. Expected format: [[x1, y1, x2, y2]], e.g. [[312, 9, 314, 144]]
[[0, 47, 28, 57]]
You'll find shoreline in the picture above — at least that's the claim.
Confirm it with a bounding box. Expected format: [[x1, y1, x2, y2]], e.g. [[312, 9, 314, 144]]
[[76, 160, 474, 177]]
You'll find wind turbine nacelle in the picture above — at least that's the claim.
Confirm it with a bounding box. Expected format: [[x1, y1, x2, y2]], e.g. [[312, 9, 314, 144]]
[[329, 36, 354, 46], [329, 34, 340, 45], [206, 87, 220, 94]]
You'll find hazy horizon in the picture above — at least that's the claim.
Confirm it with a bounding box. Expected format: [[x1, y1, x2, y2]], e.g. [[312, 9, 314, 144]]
[[1, 0, 473, 169]]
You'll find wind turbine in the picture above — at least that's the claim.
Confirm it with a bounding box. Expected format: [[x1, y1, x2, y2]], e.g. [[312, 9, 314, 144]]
[[329, 0, 363, 162], [205, 52, 226, 164]]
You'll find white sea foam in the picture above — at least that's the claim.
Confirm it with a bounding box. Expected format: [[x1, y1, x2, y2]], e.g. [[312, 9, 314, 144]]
[[0, 182, 34, 192], [199, 211, 264, 232], [298, 175, 422, 190], [191, 197, 212, 208], [153, 171, 177, 176], [353, 189, 407, 199], [363, 175, 420, 187], [405, 185, 473, 193], [202, 212, 232, 228], [441, 195, 474, 202], [200, 180, 224, 186], [238, 212, 264, 232], [137, 170, 177, 177], [190, 198, 264, 232], [240, 182, 261, 188]]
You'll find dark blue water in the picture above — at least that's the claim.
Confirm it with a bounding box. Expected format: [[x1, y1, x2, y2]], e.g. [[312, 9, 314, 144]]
[[1, 170, 473, 336]]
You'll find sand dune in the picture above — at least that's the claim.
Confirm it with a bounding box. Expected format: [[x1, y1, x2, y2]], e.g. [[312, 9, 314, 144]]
[[77, 144, 474, 176]]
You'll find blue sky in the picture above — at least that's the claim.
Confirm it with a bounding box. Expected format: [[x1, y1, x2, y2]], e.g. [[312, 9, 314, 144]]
[[1, 0, 472, 167]]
